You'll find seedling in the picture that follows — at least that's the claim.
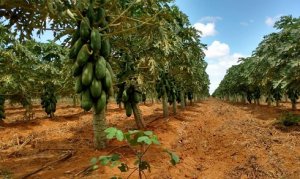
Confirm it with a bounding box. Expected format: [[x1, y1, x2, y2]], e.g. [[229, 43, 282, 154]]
[[90, 127, 179, 179]]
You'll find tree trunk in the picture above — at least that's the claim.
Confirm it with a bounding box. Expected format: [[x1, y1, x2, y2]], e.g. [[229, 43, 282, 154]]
[[132, 103, 145, 129], [93, 109, 107, 149], [72, 95, 77, 107], [118, 102, 122, 109], [256, 99, 260, 105], [276, 100, 280, 107], [50, 112, 54, 118], [292, 101, 297, 111], [162, 87, 169, 117], [180, 91, 185, 109], [241, 95, 246, 104], [172, 94, 177, 115]]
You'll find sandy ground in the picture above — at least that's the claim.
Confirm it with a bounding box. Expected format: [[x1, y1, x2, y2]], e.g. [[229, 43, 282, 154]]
[[0, 98, 299, 179]]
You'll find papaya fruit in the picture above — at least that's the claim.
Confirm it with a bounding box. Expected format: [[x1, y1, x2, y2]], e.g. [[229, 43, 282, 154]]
[[91, 28, 101, 52], [103, 68, 112, 90], [94, 91, 106, 114], [95, 56, 106, 80], [133, 92, 141, 103], [81, 89, 93, 111], [70, 28, 80, 46], [122, 90, 128, 102], [90, 78, 102, 98], [125, 102, 132, 117], [99, 18, 108, 28], [76, 44, 93, 66], [80, 17, 90, 41], [94, 8, 105, 24], [106, 61, 114, 79], [75, 77, 83, 93], [69, 38, 83, 59], [87, 4, 95, 24], [101, 37, 110, 58], [82, 62, 94, 86], [72, 61, 82, 77]]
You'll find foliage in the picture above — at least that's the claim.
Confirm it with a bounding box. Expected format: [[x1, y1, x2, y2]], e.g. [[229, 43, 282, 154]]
[[90, 127, 179, 179], [41, 82, 57, 118], [277, 113, 300, 127], [213, 16, 300, 109]]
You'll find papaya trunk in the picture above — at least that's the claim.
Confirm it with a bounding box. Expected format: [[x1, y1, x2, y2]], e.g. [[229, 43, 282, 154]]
[[180, 91, 185, 109], [119, 103, 122, 109], [292, 101, 297, 111], [172, 94, 177, 115], [173, 102, 177, 115], [241, 94, 246, 104], [72, 95, 77, 107], [93, 109, 107, 149], [276, 100, 280, 107], [162, 88, 169, 117], [132, 103, 145, 129]]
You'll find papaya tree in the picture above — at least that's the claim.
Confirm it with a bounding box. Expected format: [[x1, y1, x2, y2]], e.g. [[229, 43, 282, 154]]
[[41, 82, 57, 118]]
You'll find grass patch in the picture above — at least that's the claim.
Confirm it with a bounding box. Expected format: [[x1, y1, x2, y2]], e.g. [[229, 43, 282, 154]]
[[277, 112, 300, 126]]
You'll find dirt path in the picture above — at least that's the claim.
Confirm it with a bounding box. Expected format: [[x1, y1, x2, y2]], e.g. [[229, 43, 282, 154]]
[[0, 98, 299, 178]]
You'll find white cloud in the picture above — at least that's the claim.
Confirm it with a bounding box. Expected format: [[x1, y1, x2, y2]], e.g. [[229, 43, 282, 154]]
[[240, 22, 249, 26], [240, 19, 254, 27], [199, 16, 222, 23], [193, 16, 221, 37], [204, 41, 230, 58], [193, 22, 217, 37], [204, 41, 246, 94], [265, 15, 281, 27]]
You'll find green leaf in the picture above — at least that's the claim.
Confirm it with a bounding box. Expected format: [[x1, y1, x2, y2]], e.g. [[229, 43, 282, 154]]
[[105, 127, 117, 139], [139, 160, 151, 172], [90, 157, 98, 165], [165, 150, 180, 165], [92, 165, 99, 170], [111, 154, 120, 161], [144, 131, 153, 136], [137, 136, 152, 145], [151, 135, 160, 145], [118, 163, 129, 172], [116, 130, 124, 141], [128, 130, 140, 134], [110, 161, 121, 168], [99, 156, 111, 166]]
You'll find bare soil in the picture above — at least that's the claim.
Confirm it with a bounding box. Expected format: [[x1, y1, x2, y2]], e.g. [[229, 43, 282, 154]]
[[0, 98, 300, 179]]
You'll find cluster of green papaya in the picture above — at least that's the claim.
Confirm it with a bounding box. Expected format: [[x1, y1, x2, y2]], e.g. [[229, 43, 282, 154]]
[[70, 0, 113, 114], [120, 79, 141, 117], [156, 71, 181, 105], [0, 95, 5, 120], [41, 82, 57, 117], [155, 72, 171, 100]]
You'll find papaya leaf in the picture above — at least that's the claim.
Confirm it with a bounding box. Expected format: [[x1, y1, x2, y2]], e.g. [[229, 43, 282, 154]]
[[105, 127, 117, 139], [116, 130, 124, 141], [118, 163, 129, 172], [137, 136, 152, 145]]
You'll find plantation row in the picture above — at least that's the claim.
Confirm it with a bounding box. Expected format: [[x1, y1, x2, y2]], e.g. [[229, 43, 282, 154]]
[[0, 0, 210, 149], [213, 16, 300, 110]]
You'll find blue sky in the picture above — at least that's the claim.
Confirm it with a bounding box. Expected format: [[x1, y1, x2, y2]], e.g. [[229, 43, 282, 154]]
[[175, 0, 300, 93]]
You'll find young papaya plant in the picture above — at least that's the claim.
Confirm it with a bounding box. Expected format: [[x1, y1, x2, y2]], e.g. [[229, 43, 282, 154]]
[[90, 127, 180, 179]]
